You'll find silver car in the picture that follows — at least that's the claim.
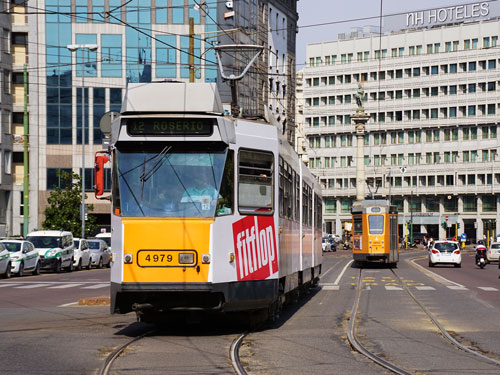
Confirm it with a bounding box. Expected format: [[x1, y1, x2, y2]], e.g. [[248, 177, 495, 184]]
[[487, 242, 500, 262], [87, 239, 111, 268]]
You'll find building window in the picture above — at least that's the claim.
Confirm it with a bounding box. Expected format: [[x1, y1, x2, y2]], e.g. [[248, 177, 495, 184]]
[[482, 196, 496, 212], [46, 168, 72, 190], [463, 196, 477, 212], [101, 34, 122, 77]]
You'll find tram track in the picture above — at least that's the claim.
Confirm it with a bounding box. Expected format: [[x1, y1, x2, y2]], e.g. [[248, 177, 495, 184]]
[[98, 325, 249, 375], [347, 266, 500, 374]]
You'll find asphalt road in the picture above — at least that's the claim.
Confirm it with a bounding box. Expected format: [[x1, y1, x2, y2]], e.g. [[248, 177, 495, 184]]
[[0, 250, 499, 374]]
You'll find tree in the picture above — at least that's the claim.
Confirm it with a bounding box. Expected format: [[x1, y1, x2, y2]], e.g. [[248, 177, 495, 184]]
[[42, 171, 97, 238]]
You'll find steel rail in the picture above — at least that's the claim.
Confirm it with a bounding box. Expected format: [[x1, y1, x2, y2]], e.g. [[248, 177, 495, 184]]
[[230, 332, 248, 375], [99, 329, 156, 375], [391, 268, 500, 367], [347, 268, 414, 375]]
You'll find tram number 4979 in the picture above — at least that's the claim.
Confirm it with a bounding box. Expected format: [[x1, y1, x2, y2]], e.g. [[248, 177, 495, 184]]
[[145, 254, 172, 263]]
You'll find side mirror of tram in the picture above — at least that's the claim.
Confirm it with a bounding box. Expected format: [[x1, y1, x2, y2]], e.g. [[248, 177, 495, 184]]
[[94, 152, 110, 199]]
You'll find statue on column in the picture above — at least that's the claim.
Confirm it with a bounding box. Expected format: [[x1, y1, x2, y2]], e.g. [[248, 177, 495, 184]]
[[354, 83, 365, 112]]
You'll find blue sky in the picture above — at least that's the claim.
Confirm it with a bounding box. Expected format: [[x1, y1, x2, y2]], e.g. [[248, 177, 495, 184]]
[[296, 0, 477, 69]]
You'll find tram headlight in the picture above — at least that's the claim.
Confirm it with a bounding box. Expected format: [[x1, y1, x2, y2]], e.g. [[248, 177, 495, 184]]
[[179, 253, 194, 264], [202, 254, 211, 264], [124, 253, 133, 264]]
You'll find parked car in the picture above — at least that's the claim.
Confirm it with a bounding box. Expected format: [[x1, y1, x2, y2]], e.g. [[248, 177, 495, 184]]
[[87, 239, 111, 268], [411, 232, 427, 245], [322, 237, 332, 252], [73, 238, 91, 270], [428, 240, 461, 268], [0, 240, 40, 276], [26, 230, 75, 272], [0, 242, 11, 278], [95, 232, 111, 251], [487, 242, 500, 262]]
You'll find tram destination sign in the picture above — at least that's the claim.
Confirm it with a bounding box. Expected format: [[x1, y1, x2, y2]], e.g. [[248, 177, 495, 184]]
[[126, 118, 214, 136]]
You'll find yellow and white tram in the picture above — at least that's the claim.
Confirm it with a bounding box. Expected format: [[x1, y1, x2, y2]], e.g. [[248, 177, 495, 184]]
[[95, 82, 322, 321], [351, 199, 399, 266]]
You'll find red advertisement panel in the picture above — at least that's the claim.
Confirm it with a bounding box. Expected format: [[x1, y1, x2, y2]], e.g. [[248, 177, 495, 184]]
[[232, 216, 278, 281]]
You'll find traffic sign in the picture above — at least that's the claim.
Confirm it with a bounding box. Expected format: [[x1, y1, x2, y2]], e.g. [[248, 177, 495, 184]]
[[445, 215, 449, 221], [460, 233, 467, 239]]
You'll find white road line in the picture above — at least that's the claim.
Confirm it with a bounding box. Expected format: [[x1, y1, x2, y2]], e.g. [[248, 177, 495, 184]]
[[409, 257, 465, 288], [415, 286, 436, 291], [385, 286, 403, 290], [478, 287, 499, 292], [81, 283, 109, 289], [321, 285, 340, 291], [0, 284, 20, 288], [447, 286, 469, 290], [14, 284, 52, 289], [58, 302, 78, 307], [47, 284, 84, 289], [333, 259, 354, 286]]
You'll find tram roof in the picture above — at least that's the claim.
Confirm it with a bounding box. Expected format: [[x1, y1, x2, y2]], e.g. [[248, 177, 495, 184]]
[[122, 82, 223, 115]]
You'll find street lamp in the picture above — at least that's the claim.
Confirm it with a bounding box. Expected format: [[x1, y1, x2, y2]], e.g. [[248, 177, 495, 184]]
[[66, 44, 98, 239]]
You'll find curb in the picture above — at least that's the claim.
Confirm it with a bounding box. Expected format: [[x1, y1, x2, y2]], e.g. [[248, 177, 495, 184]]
[[78, 297, 110, 306]]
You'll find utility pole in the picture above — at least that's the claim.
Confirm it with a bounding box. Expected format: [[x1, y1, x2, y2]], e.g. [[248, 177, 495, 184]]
[[23, 64, 29, 237], [189, 17, 195, 83]]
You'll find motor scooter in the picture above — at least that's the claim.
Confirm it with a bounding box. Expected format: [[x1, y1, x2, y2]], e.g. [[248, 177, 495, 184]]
[[475, 247, 487, 269]]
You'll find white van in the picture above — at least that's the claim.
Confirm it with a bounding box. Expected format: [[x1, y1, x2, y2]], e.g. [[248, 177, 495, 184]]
[[26, 230, 75, 272], [95, 232, 111, 251]]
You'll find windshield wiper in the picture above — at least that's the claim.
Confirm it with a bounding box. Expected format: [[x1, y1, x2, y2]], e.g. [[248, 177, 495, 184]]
[[118, 166, 145, 216], [140, 146, 171, 200]]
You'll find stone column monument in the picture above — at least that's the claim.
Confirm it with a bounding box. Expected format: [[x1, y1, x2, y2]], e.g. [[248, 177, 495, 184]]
[[352, 84, 370, 202]]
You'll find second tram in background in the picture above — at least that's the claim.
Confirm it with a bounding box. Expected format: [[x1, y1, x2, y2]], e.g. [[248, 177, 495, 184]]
[[351, 199, 399, 266]]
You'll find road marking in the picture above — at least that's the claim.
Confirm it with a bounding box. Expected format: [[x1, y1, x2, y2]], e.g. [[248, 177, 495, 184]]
[[415, 286, 436, 291], [47, 284, 84, 289], [81, 283, 109, 289], [409, 256, 465, 288], [478, 287, 499, 292], [333, 259, 354, 286], [385, 286, 403, 290], [58, 302, 78, 307], [447, 286, 469, 290], [14, 284, 52, 289], [322, 285, 340, 291], [0, 284, 20, 288]]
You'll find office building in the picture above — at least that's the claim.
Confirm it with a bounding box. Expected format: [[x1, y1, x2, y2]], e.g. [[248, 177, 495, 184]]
[[302, 10, 500, 241], [3, 0, 298, 236]]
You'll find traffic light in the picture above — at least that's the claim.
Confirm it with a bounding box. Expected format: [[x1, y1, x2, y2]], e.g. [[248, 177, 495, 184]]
[[441, 221, 448, 230], [457, 222, 460, 229]]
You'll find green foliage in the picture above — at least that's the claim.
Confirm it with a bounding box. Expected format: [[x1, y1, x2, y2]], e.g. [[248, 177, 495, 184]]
[[42, 171, 97, 238]]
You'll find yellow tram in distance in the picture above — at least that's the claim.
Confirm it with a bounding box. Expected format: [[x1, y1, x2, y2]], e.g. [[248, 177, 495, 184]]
[[351, 199, 399, 266]]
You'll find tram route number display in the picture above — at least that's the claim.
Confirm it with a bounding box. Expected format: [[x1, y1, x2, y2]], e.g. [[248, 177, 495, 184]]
[[232, 216, 279, 281], [126, 118, 214, 136], [137, 249, 197, 267]]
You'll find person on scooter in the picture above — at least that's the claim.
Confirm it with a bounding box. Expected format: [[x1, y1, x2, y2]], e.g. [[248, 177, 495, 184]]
[[475, 244, 487, 268]]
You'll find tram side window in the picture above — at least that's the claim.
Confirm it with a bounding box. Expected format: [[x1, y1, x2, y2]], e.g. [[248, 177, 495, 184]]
[[302, 183, 312, 226], [315, 194, 322, 230], [353, 216, 363, 234], [112, 150, 121, 215], [238, 150, 274, 215], [294, 171, 300, 222], [279, 157, 293, 219], [368, 215, 384, 234], [216, 150, 234, 216]]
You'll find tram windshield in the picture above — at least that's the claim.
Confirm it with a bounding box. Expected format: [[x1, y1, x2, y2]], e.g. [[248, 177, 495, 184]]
[[115, 143, 233, 218], [368, 215, 384, 234]]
